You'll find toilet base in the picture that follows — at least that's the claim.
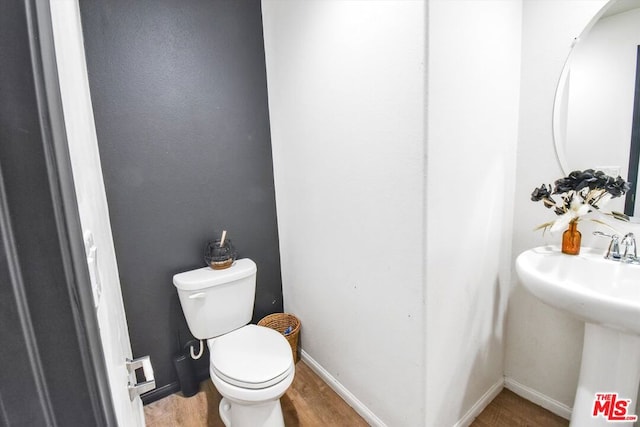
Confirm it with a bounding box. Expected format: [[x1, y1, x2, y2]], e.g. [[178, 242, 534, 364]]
[[218, 396, 285, 427]]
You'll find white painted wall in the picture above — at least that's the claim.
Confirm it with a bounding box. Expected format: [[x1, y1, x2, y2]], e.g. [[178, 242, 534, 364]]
[[50, 1, 144, 425], [425, 1, 522, 425], [506, 0, 608, 417], [262, 1, 426, 425], [264, 0, 521, 425]]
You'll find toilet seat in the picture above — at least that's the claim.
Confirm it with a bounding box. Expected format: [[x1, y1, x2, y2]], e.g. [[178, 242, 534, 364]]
[[209, 324, 293, 390]]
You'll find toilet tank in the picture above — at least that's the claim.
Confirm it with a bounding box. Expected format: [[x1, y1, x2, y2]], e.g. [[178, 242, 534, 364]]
[[173, 259, 257, 339]]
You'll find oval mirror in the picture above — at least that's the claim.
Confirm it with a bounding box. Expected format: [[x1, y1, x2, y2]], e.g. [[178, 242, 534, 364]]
[[553, 0, 640, 217]]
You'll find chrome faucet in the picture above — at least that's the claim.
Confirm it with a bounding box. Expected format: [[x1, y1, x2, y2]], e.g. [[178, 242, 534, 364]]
[[621, 232, 637, 263], [593, 231, 639, 263], [593, 231, 622, 260]]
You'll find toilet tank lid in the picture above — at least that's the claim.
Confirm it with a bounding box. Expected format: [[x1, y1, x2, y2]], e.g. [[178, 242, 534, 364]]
[[173, 259, 256, 291]]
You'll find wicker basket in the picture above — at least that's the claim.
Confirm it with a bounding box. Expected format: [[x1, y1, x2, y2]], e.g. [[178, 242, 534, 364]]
[[258, 313, 300, 363]]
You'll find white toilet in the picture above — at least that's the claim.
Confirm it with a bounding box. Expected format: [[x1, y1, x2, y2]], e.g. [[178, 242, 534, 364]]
[[173, 259, 295, 427]]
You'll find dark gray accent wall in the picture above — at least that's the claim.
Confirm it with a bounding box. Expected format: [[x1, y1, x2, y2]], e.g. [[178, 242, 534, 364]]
[[79, 0, 283, 400]]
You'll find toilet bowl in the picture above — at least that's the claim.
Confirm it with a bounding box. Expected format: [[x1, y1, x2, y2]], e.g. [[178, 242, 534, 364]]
[[173, 259, 295, 427], [208, 325, 295, 426]]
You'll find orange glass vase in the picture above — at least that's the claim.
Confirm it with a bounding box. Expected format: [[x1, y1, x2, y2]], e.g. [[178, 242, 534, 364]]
[[562, 220, 581, 255]]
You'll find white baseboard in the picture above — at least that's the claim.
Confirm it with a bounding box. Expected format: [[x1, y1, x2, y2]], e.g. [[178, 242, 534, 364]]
[[504, 377, 572, 420], [299, 349, 388, 427], [454, 378, 504, 427]]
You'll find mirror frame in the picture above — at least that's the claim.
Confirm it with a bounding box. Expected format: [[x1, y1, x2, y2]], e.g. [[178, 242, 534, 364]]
[[552, 0, 640, 217], [552, 0, 615, 175]]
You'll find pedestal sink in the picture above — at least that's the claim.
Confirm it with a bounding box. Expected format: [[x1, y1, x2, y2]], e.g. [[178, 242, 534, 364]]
[[516, 246, 640, 426]]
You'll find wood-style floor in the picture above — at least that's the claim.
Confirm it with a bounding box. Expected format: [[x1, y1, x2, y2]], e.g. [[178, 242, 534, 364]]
[[144, 361, 568, 426], [144, 360, 368, 426], [470, 389, 568, 427]]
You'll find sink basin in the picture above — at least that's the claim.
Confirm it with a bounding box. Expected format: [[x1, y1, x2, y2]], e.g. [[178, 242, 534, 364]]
[[516, 246, 640, 335], [516, 246, 640, 426]]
